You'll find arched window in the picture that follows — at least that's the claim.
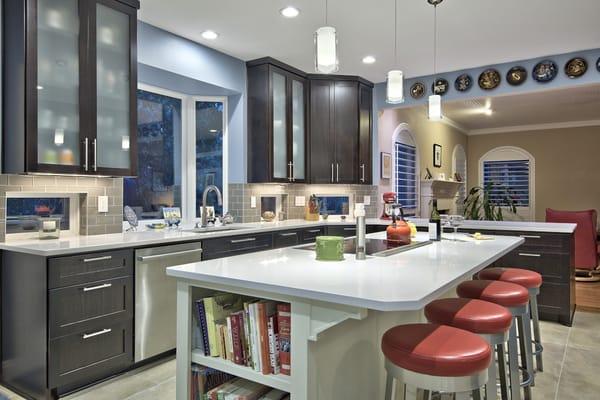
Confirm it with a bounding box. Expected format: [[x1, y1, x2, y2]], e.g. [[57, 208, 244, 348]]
[[479, 146, 535, 220], [392, 123, 419, 216], [452, 144, 467, 214]]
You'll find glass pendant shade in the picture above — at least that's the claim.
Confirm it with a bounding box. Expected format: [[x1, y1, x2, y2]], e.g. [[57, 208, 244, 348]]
[[386, 70, 404, 104], [428, 94, 442, 120], [314, 26, 339, 73]]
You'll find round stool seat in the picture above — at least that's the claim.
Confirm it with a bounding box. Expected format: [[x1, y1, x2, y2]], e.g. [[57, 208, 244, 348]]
[[425, 298, 513, 334], [381, 323, 492, 377], [478, 267, 542, 289], [457, 280, 529, 308]]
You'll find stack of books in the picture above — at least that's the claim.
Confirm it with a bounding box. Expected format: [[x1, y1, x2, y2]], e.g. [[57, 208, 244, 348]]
[[195, 293, 292, 376], [190, 364, 235, 400], [204, 378, 289, 400]]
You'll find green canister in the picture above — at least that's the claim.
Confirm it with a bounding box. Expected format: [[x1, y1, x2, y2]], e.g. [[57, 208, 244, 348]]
[[315, 236, 345, 261]]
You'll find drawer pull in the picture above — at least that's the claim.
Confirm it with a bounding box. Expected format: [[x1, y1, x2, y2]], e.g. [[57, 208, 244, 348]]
[[137, 248, 203, 262], [520, 235, 541, 239], [519, 253, 542, 258], [230, 238, 256, 244], [343, 227, 356, 231], [83, 283, 112, 292], [306, 229, 321, 233], [279, 232, 297, 237], [82, 328, 112, 340], [83, 255, 113, 263]]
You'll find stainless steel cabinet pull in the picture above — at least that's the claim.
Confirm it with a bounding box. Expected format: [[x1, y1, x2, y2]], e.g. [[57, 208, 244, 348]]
[[306, 229, 321, 233], [520, 235, 541, 239], [83, 138, 89, 171], [82, 328, 112, 340], [360, 164, 365, 182], [83, 283, 112, 292], [336, 163, 339, 182], [92, 138, 98, 171], [230, 237, 256, 244], [519, 253, 541, 258], [136, 248, 203, 262], [344, 227, 356, 231], [83, 255, 112, 263], [279, 232, 297, 237], [288, 162, 293, 181], [331, 163, 334, 182]]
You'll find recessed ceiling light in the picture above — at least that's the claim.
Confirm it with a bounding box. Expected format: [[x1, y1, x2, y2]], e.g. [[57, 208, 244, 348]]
[[362, 56, 376, 64], [37, 85, 44, 90], [201, 30, 219, 40], [280, 6, 300, 18]]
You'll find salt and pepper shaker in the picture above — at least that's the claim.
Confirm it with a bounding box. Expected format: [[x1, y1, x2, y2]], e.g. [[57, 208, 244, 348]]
[[355, 203, 366, 260]]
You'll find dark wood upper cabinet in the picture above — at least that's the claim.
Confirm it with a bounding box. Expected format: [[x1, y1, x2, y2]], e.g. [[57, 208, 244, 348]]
[[2, 0, 139, 176], [309, 76, 373, 184], [247, 58, 308, 183]]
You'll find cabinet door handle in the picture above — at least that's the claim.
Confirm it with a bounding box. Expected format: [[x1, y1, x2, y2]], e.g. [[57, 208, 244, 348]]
[[344, 227, 356, 231], [519, 253, 541, 258], [331, 163, 334, 183], [136, 248, 203, 262], [520, 235, 541, 239], [82, 328, 112, 340], [83, 255, 112, 263], [83, 283, 112, 292], [336, 163, 339, 182], [83, 138, 89, 171], [279, 232, 297, 237], [360, 164, 365, 183], [288, 162, 293, 181], [306, 229, 321, 233], [92, 138, 98, 172], [291, 162, 295, 182], [230, 237, 256, 244]]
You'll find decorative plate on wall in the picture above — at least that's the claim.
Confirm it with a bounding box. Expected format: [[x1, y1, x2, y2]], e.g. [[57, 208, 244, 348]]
[[532, 60, 558, 82], [432, 78, 449, 96], [454, 74, 473, 92], [565, 57, 587, 78], [597, 57, 600, 72], [478, 69, 501, 90], [506, 66, 527, 86], [410, 82, 426, 99]]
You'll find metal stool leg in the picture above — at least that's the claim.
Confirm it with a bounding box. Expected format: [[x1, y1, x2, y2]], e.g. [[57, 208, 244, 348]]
[[385, 372, 395, 400], [485, 347, 499, 400], [497, 344, 509, 400], [517, 309, 534, 399], [530, 294, 543, 372], [507, 321, 522, 400]]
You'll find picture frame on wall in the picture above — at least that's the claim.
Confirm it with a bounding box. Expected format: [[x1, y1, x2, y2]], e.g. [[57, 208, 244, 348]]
[[433, 144, 442, 168], [381, 152, 392, 179]]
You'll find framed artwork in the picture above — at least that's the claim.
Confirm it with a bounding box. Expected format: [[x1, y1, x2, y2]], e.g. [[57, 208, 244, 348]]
[[433, 144, 442, 168], [381, 152, 392, 179]]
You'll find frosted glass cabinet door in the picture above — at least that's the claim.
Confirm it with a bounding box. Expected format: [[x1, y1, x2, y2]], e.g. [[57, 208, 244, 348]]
[[95, 2, 132, 171], [37, 0, 81, 167], [291, 79, 305, 180], [272, 71, 288, 179]]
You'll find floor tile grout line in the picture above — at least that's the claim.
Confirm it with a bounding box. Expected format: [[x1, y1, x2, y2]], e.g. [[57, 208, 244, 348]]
[[554, 324, 572, 400]]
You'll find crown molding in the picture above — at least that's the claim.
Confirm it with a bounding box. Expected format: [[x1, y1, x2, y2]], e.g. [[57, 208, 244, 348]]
[[440, 117, 469, 134], [467, 119, 600, 135]]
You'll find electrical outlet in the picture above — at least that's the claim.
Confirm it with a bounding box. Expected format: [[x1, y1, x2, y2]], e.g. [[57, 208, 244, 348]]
[[98, 196, 109, 213], [250, 196, 256, 208], [363, 195, 371, 206], [295, 196, 306, 207]]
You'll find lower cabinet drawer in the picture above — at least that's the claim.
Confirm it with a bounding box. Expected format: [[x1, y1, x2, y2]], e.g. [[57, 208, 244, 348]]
[[496, 250, 571, 283], [301, 227, 325, 243], [537, 281, 570, 312], [273, 230, 300, 249], [327, 225, 357, 237], [202, 233, 273, 260], [49, 276, 133, 339], [49, 320, 133, 389]]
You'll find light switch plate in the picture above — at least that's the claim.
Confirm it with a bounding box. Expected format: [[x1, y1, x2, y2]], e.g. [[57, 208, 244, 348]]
[[250, 196, 256, 208], [363, 195, 371, 206], [295, 196, 306, 207], [98, 196, 109, 213]]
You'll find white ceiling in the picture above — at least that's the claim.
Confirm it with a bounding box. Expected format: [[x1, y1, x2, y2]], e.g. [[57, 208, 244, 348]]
[[138, 0, 600, 83]]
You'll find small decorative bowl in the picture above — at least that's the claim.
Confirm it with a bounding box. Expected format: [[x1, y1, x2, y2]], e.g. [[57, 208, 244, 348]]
[[262, 211, 276, 222]]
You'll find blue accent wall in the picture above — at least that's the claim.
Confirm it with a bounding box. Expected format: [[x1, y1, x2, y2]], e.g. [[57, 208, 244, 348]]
[[137, 22, 247, 183]]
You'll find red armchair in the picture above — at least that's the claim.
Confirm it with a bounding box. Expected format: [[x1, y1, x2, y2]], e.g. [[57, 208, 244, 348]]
[[546, 208, 599, 281]]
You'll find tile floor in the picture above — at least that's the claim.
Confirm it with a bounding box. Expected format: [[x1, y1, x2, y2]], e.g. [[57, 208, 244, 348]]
[[1, 310, 598, 400]]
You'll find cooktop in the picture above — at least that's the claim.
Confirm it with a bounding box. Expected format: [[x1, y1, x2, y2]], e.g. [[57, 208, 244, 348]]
[[296, 237, 432, 257]]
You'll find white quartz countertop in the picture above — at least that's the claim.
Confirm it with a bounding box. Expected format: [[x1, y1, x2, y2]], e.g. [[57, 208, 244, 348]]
[[0, 217, 573, 256], [167, 232, 525, 312]]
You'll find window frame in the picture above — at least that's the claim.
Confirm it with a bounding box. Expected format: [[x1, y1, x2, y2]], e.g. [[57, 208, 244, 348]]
[[478, 146, 535, 221], [392, 123, 420, 216], [124, 84, 228, 229]]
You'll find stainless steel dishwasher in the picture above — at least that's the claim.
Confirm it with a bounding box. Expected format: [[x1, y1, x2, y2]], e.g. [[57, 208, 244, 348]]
[[134, 242, 203, 362]]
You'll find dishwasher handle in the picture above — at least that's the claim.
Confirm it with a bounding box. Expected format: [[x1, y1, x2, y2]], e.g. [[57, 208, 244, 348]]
[[136, 248, 203, 262]]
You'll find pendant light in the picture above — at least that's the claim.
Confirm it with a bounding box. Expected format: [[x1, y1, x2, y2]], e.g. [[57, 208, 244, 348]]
[[386, 0, 404, 104], [428, 0, 443, 121], [315, 0, 339, 73]]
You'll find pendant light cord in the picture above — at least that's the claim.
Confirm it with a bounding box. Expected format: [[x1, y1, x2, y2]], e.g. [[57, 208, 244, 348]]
[[325, 0, 328, 25], [433, 4, 437, 75], [394, 0, 398, 65]]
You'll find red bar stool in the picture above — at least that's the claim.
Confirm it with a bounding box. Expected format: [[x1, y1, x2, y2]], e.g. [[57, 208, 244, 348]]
[[425, 298, 513, 400], [381, 323, 491, 400], [457, 280, 531, 400], [479, 267, 544, 373]]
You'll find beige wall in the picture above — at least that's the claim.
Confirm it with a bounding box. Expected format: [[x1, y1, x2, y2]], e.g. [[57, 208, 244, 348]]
[[377, 106, 468, 215], [467, 126, 600, 222]]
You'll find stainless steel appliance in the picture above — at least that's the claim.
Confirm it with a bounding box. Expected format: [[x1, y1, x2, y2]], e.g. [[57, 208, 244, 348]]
[[134, 242, 203, 362]]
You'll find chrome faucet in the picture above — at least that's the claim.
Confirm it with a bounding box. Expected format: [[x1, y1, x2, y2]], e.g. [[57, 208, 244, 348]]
[[199, 185, 223, 228]]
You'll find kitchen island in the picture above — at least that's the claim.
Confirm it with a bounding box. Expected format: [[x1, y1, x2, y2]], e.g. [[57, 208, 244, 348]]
[[167, 231, 524, 400]]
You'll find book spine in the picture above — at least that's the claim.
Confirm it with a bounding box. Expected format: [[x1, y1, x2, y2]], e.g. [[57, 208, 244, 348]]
[[204, 298, 221, 357], [267, 316, 281, 375], [257, 302, 271, 375], [197, 300, 211, 356], [277, 304, 291, 376], [226, 317, 234, 361], [242, 304, 251, 368], [231, 313, 243, 365], [249, 303, 261, 372]]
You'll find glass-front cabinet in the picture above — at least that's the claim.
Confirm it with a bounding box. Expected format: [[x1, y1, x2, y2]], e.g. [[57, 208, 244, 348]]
[[2, 0, 139, 176], [247, 59, 307, 183]]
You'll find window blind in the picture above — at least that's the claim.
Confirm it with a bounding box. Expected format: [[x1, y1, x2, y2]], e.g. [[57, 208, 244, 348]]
[[483, 159, 529, 207], [394, 142, 417, 212]]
